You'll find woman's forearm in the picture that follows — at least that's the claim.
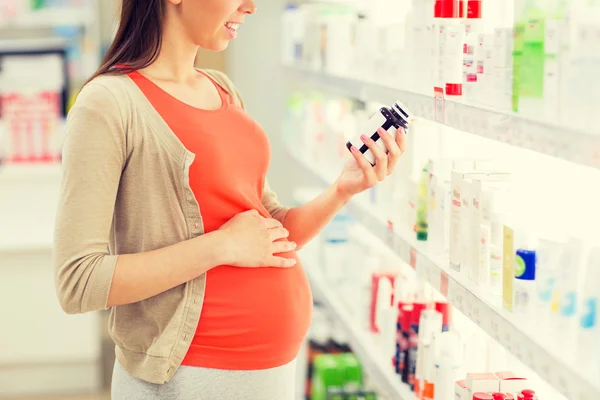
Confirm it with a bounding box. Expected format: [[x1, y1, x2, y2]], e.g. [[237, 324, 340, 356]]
[[107, 230, 230, 307], [283, 183, 351, 248]]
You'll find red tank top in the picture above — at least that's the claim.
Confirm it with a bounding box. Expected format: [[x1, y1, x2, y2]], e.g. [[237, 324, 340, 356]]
[[128, 70, 312, 370]]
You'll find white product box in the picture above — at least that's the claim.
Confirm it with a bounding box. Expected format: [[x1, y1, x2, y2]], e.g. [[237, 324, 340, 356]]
[[450, 170, 486, 273], [466, 373, 500, 398], [495, 371, 529, 396], [469, 175, 511, 284], [455, 379, 469, 400]]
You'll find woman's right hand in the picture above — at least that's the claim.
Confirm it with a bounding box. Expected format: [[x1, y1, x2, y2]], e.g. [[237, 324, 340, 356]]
[[218, 210, 297, 268]]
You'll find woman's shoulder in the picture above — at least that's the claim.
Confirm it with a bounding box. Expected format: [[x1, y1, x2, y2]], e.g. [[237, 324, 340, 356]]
[[76, 73, 133, 108], [198, 69, 245, 109]]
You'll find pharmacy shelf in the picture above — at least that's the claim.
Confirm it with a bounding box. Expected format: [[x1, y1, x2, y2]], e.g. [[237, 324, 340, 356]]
[[0, 163, 62, 184], [0, 8, 94, 30], [285, 65, 600, 170], [0, 164, 61, 254], [305, 263, 415, 400], [291, 153, 600, 400]]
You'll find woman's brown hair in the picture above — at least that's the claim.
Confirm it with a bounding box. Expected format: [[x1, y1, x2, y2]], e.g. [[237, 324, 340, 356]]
[[87, 0, 165, 83]]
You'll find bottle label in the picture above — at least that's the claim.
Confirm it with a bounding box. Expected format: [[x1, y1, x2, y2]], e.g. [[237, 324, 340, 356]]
[[515, 254, 526, 277], [580, 298, 597, 329], [560, 292, 577, 317], [537, 277, 555, 302]]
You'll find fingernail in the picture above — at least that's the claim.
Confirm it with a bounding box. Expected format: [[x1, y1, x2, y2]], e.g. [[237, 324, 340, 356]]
[[360, 134, 368, 142], [377, 127, 386, 135], [350, 145, 358, 153], [290, 241, 297, 248], [290, 259, 297, 266]]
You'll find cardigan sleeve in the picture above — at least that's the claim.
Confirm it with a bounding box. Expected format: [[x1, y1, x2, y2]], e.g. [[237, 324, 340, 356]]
[[201, 69, 291, 224], [53, 82, 125, 314]]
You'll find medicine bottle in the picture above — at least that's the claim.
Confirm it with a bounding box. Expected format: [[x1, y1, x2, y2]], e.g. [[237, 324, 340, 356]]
[[390, 100, 414, 128], [346, 106, 403, 166]]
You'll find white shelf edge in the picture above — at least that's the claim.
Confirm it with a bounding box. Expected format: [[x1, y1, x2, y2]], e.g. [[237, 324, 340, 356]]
[[304, 262, 415, 400], [291, 152, 600, 400], [284, 65, 600, 170]]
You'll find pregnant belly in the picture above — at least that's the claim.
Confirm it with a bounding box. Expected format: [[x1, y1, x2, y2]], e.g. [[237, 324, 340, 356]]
[[183, 256, 313, 370]]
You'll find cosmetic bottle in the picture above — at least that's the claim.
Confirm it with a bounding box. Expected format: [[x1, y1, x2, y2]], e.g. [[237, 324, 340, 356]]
[[434, 332, 461, 400], [415, 309, 443, 399], [516, 390, 538, 400], [514, 247, 536, 314], [407, 302, 427, 391], [534, 233, 564, 330], [554, 236, 585, 348], [577, 245, 600, 371]]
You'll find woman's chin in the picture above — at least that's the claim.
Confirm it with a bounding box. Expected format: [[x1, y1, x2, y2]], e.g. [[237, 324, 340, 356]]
[[198, 40, 230, 53]]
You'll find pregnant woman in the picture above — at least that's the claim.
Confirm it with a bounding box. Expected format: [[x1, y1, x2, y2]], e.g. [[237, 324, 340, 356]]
[[53, 0, 406, 399]]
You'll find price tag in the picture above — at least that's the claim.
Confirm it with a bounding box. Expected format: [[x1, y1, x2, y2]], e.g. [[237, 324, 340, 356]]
[[410, 247, 417, 270], [386, 220, 396, 250], [512, 336, 524, 362], [440, 271, 449, 297], [490, 318, 501, 342], [463, 292, 474, 318], [501, 325, 514, 352], [555, 373, 571, 399], [448, 281, 466, 312], [434, 87, 445, 123], [426, 261, 440, 291], [534, 350, 553, 383]]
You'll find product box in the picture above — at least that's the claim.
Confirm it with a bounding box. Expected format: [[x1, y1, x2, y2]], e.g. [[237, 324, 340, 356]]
[[455, 380, 469, 400], [495, 371, 529, 396], [469, 176, 511, 284], [466, 373, 500, 398], [450, 170, 487, 272]]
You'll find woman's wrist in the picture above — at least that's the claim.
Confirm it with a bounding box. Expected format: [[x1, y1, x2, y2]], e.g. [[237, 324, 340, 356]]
[[191, 230, 234, 271], [332, 180, 354, 205]]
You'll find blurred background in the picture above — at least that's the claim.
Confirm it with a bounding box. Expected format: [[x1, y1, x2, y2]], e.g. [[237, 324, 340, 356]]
[[1, 0, 599, 399]]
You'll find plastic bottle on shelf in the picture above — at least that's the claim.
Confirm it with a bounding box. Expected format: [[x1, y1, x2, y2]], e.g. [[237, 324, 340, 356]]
[[415, 309, 443, 399], [517, 390, 538, 400], [533, 232, 564, 331], [416, 160, 433, 241], [561, 0, 600, 132], [433, 0, 465, 97], [433, 332, 462, 400], [577, 245, 600, 372], [462, 0, 484, 103], [552, 236, 585, 350], [516, 0, 547, 118]]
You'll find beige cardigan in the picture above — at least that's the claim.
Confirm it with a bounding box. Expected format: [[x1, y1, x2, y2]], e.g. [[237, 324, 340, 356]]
[[53, 70, 289, 384]]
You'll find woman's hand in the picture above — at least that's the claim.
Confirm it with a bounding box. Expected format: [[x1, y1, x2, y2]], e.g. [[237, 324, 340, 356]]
[[334, 126, 406, 199], [218, 210, 298, 268]]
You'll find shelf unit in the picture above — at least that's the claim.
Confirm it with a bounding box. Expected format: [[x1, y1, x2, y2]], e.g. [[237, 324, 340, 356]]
[[0, 7, 94, 29], [284, 66, 600, 170], [305, 262, 415, 400], [0, 163, 61, 254], [291, 153, 600, 400]]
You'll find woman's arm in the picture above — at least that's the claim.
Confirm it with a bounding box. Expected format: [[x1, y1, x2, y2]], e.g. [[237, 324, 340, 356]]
[[106, 231, 229, 308], [55, 83, 224, 314], [283, 127, 406, 248], [283, 183, 350, 248]]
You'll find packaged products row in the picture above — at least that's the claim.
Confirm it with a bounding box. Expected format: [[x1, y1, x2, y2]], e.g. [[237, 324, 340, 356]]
[[281, 0, 600, 132]]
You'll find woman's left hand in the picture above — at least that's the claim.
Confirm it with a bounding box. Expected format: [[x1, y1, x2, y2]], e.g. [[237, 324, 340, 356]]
[[334, 126, 406, 200]]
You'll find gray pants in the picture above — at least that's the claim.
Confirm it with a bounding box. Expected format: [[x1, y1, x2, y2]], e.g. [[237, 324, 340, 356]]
[[111, 360, 297, 400]]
